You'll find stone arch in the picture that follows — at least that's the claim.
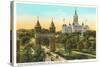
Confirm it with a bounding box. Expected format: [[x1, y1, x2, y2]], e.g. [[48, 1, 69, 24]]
[[35, 33, 56, 52]]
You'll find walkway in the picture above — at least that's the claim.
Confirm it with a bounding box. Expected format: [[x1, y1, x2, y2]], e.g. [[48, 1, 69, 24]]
[[72, 51, 96, 58]]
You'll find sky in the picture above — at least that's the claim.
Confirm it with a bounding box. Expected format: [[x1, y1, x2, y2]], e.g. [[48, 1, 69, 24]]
[[16, 3, 96, 31]]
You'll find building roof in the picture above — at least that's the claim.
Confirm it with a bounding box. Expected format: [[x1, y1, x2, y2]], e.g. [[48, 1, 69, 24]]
[[35, 16, 41, 27], [50, 18, 55, 28]]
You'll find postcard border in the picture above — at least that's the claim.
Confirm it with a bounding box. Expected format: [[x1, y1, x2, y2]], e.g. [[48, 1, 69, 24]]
[[12, 1, 98, 66]]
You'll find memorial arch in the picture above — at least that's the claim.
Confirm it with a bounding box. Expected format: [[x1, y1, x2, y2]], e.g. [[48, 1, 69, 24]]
[[34, 17, 56, 52]]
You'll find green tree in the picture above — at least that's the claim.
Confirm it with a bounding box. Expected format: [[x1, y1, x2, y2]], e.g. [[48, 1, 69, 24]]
[[65, 37, 73, 56], [23, 43, 34, 62], [33, 48, 46, 62], [17, 39, 21, 63], [21, 36, 30, 45]]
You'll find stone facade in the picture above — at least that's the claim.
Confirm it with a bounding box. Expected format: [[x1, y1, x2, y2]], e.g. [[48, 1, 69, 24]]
[[34, 17, 56, 52], [62, 9, 89, 33]]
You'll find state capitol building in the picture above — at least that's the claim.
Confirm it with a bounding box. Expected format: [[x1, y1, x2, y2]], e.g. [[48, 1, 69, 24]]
[[62, 9, 89, 33]]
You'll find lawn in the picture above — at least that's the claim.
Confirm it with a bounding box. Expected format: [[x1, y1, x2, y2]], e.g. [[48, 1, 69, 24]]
[[55, 48, 96, 60]]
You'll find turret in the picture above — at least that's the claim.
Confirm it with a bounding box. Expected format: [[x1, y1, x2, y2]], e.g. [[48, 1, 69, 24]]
[[49, 18, 55, 33], [73, 8, 78, 24], [34, 16, 41, 33]]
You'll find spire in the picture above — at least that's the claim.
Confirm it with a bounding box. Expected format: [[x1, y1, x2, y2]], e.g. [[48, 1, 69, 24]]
[[36, 16, 41, 27], [75, 8, 77, 16], [50, 17, 55, 27], [73, 8, 78, 24], [63, 18, 65, 24], [49, 17, 55, 33], [37, 16, 39, 21], [35, 16, 41, 33], [51, 17, 53, 22]]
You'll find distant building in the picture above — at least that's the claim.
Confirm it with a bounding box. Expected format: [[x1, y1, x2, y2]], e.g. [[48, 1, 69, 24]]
[[62, 9, 89, 33]]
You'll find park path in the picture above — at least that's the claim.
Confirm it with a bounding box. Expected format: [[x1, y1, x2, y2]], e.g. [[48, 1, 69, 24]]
[[30, 38, 95, 61], [60, 48, 96, 58], [30, 37, 66, 61], [72, 51, 96, 58], [42, 46, 66, 61]]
